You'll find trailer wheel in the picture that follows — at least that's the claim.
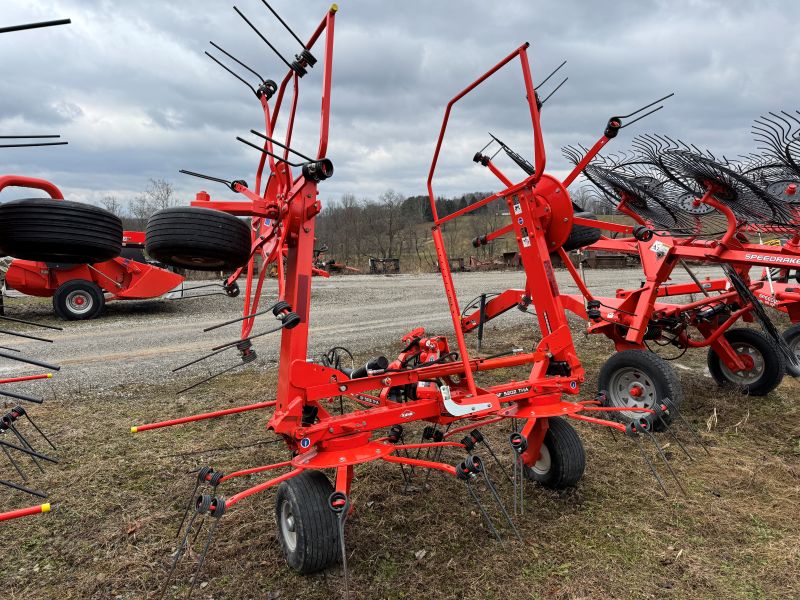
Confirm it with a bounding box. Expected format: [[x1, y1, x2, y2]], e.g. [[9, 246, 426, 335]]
[[0, 198, 122, 263], [52, 280, 105, 320], [145, 207, 251, 271], [275, 470, 340, 574], [560, 211, 601, 252], [783, 324, 800, 361], [523, 417, 585, 489], [598, 350, 682, 430], [707, 328, 785, 396]]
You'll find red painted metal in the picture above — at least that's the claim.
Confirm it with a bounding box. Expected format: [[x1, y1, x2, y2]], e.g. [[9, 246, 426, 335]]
[[0, 502, 51, 522]]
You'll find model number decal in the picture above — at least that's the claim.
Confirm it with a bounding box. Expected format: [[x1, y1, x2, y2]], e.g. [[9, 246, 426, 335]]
[[496, 386, 531, 399]]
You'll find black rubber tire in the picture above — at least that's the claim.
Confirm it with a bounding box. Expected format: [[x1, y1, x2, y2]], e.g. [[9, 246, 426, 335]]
[[145, 207, 251, 272], [598, 350, 683, 430], [783, 323, 800, 362], [561, 211, 601, 252], [708, 328, 785, 396], [0, 198, 122, 263], [52, 280, 105, 320], [523, 417, 585, 489], [275, 470, 340, 574]]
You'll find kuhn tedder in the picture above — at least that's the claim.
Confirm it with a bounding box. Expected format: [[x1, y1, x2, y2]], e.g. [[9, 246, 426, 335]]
[[131, 3, 704, 594], [466, 106, 800, 418]]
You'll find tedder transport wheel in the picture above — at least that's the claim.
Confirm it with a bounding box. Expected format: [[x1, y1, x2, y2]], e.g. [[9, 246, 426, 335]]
[[707, 328, 785, 396], [52, 280, 105, 320], [783, 324, 800, 362], [0, 198, 122, 263], [523, 416, 585, 489], [145, 207, 251, 272], [560, 211, 601, 252], [598, 350, 683, 430], [275, 470, 340, 574]]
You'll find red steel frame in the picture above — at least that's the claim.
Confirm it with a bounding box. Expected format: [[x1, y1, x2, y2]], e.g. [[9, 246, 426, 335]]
[[133, 7, 654, 513]]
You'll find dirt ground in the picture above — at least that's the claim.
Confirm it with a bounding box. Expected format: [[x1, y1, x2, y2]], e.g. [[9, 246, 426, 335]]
[[0, 268, 798, 599]]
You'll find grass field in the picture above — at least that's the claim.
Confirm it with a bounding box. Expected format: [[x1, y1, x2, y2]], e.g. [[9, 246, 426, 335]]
[[1, 319, 798, 600]]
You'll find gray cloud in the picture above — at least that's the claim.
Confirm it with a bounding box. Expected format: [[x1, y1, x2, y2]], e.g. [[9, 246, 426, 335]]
[[1, 0, 798, 206]]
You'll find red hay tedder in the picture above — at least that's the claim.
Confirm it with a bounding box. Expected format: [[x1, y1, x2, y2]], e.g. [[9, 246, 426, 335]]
[[130, 4, 703, 595]]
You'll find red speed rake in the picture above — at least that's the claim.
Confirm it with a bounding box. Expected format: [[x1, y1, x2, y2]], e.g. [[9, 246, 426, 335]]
[[467, 111, 800, 416], [131, 4, 700, 596]]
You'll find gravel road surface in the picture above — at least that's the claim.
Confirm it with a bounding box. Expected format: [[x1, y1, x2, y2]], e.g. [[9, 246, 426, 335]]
[[0, 266, 724, 393]]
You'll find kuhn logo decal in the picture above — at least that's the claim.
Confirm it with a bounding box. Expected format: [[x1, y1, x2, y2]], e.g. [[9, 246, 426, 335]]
[[400, 410, 415, 419]]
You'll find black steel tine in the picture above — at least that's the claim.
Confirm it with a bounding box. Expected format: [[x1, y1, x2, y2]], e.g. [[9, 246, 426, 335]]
[[481, 438, 513, 484], [175, 479, 203, 539], [619, 105, 665, 129], [205, 51, 259, 97], [0, 351, 60, 370], [0, 329, 53, 343], [630, 430, 669, 497], [663, 399, 709, 455], [480, 468, 522, 542], [0, 477, 46, 498], [539, 76, 568, 106], [0, 346, 20, 352], [535, 59, 567, 89], [236, 136, 301, 166], [159, 511, 200, 600], [0, 19, 70, 34], [466, 479, 502, 543], [23, 413, 56, 451], [654, 412, 692, 461], [173, 346, 233, 372], [0, 142, 68, 149], [179, 169, 233, 188], [209, 41, 265, 82], [203, 302, 279, 332], [233, 6, 295, 72], [0, 315, 62, 330], [7, 425, 45, 472], [249, 130, 314, 162], [259, 0, 308, 49], [177, 361, 245, 395], [186, 517, 222, 600], [211, 323, 283, 351], [618, 92, 675, 119], [0, 438, 57, 463], [0, 389, 43, 404], [1, 442, 27, 480], [641, 425, 687, 496]]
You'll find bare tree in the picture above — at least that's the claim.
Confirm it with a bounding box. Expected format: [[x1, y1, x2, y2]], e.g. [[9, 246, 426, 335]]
[[100, 195, 125, 218]]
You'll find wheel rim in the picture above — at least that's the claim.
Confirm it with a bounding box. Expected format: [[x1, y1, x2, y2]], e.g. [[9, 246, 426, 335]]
[[720, 343, 765, 385], [607, 366, 657, 411], [65, 290, 93, 315], [279, 501, 298, 553], [788, 334, 800, 361], [531, 444, 551, 475]]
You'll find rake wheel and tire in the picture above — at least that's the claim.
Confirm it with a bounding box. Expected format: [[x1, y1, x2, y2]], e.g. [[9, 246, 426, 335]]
[[523, 416, 585, 489], [707, 328, 785, 396], [145, 207, 251, 272], [275, 470, 340, 574], [561, 211, 601, 252], [52, 280, 105, 320], [0, 198, 122, 263], [783, 323, 800, 362], [598, 350, 682, 430]]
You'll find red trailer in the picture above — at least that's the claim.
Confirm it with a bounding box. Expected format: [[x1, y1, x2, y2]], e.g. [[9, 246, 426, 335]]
[[4, 230, 185, 320]]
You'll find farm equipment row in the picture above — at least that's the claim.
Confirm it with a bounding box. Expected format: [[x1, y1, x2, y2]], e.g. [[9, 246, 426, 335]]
[[126, 4, 712, 596]]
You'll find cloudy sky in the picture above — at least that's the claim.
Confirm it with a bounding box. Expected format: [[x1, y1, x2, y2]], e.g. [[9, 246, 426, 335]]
[[2, 0, 799, 207]]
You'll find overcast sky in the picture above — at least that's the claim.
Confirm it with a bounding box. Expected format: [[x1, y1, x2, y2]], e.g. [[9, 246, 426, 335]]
[[2, 0, 799, 207]]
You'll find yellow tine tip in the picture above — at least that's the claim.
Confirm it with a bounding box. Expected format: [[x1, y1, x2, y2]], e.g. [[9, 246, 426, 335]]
[[130, 426, 138, 433], [330, 3, 338, 12], [41, 503, 51, 513], [46, 373, 53, 378]]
